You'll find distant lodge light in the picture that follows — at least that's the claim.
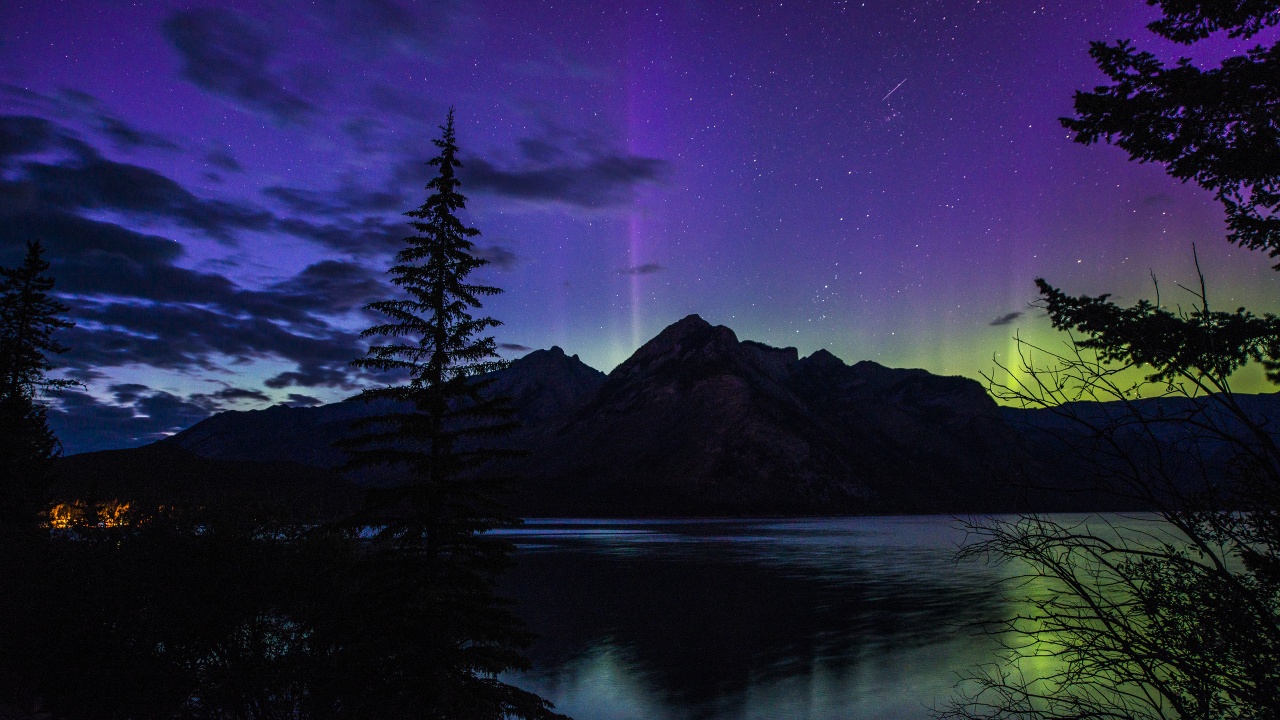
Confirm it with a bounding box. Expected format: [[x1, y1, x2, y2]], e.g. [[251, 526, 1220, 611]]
[[48, 499, 133, 529]]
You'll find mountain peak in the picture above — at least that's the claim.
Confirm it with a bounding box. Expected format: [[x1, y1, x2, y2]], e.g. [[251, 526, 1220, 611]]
[[802, 348, 846, 370], [97, 313, 1050, 517], [502, 345, 604, 382], [658, 313, 732, 342], [664, 313, 714, 336], [614, 314, 738, 375]]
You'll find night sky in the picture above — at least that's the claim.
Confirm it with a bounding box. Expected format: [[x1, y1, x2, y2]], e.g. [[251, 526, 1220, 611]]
[[3, 0, 1278, 453]]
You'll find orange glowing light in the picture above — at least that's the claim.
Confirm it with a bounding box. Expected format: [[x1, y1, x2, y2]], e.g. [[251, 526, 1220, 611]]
[[47, 499, 134, 529]]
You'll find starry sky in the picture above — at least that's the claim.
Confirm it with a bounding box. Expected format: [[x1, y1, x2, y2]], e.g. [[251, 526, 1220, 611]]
[[3, 0, 1278, 453]]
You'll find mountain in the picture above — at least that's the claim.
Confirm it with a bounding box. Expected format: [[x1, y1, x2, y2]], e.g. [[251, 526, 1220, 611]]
[[164, 345, 606, 469], [508, 315, 1039, 515], [57, 314, 1280, 516], [999, 391, 1280, 506], [52, 443, 361, 522], [92, 314, 1057, 516]]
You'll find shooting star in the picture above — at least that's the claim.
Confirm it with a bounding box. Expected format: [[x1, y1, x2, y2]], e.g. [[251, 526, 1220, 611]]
[[881, 78, 907, 101]]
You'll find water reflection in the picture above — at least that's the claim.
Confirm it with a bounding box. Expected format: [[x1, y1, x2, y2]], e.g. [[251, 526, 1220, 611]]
[[497, 517, 1014, 720]]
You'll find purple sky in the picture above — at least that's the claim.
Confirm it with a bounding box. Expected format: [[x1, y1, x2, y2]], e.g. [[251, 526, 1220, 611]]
[[3, 0, 1277, 452]]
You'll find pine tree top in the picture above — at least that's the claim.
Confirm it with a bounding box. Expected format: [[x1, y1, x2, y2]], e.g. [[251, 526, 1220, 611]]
[[0, 240, 76, 397], [344, 109, 519, 524], [353, 108, 506, 388]]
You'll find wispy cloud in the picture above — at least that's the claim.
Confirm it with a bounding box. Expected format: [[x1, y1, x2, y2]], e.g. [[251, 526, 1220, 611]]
[[989, 311, 1023, 327], [467, 154, 668, 208], [476, 244, 520, 271], [163, 8, 314, 123], [619, 263, 665, 276]]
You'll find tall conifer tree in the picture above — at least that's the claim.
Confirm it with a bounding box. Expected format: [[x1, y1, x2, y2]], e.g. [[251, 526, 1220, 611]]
[[0, 240, 74, 526], [340, 109, 564, 719]]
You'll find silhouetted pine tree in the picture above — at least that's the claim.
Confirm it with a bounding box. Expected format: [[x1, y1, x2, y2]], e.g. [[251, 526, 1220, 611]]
[[338, 108, 565, 720], [0, 239, 75, 528]]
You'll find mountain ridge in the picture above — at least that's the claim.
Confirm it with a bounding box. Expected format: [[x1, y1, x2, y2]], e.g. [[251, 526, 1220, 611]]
[[137, 314, 1045, 515], [53, 314, 1173, 516]]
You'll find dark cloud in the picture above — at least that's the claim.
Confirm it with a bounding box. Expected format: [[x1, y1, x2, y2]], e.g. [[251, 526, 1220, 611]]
[[465, 153, 668, 208], [516, 46, 610, 82], [476, 244, 520, 271], [256, 151, 426, 216], [517, 137, 566, 163], [48, 386, 219, 453], [274, 215, 404, 256], [0, 84, 45, 105], [0, 114, 96, 166], [162, 8, 314, 123], [264, 365, 355, 390], [989, 311, 1024, 326], [132, 389, 217, 427], [341, 117, 390, 153], [0, 115, 411, 418], [0, 211, 367, 389], [47, 391, 144, 453], [334, 0, 454, 58], [268, 260, 388, 313], [49, 379, 324, 454], [98, 116, 177, 152], [0, 142, 387, 317], [285, 393, 324, 407], [263, 186, 339, 214], [0, 214, 249, 309], [0, 116, 401, 251], [108, 383, 151, 404], [0, 115, 57, 160], [0, 212, 182, 271], [365, 84, 433, 119], [45, 88, 183, 155], [55, 87, 97, 108], [263, 183, 404, 215], [13, 154, 273, 241], [200, 387, 272, 403], [55, 303, 359, 376], [0, 91, 175, 157], [498, 343, 532, 352], [206, 148, 241, 171], [619, 263, 665, 275], [54, 384, 219, 453], [63, 368, 108, 384]]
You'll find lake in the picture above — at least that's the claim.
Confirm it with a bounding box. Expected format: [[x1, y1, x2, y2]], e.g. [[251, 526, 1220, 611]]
[[496, 516, 1023, 720]]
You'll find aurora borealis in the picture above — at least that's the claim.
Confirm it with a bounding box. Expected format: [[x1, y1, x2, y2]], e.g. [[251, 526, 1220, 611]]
[[2, 0, 1277, 452]]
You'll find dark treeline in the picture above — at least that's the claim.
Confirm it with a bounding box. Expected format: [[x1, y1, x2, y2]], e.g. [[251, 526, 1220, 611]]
[[0, 114, 565, 719]]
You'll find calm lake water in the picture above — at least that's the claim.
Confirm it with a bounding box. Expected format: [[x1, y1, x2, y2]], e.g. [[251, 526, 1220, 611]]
[[496, 516, 1023, 720]]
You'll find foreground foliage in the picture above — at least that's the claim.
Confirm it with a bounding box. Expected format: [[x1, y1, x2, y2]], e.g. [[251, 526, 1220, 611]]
[[1061, 0, 1280, 263], [948, 323, 1280, 719], [0, 240, 75, 528], [948, 1, 1280, 718], [0, 114, 563, 719]]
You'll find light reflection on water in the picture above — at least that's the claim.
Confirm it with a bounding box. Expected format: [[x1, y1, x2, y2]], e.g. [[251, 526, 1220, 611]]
[[496, 516, 1019, 720]]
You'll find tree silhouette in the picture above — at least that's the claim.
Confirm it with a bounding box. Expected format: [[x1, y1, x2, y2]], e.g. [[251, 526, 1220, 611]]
[[0, 121, 567, 719], [947, 2, 1280, 718], [0, 239, 75, 528], [1062, 0, 1280, 263], [338, 108, 566, 720]]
